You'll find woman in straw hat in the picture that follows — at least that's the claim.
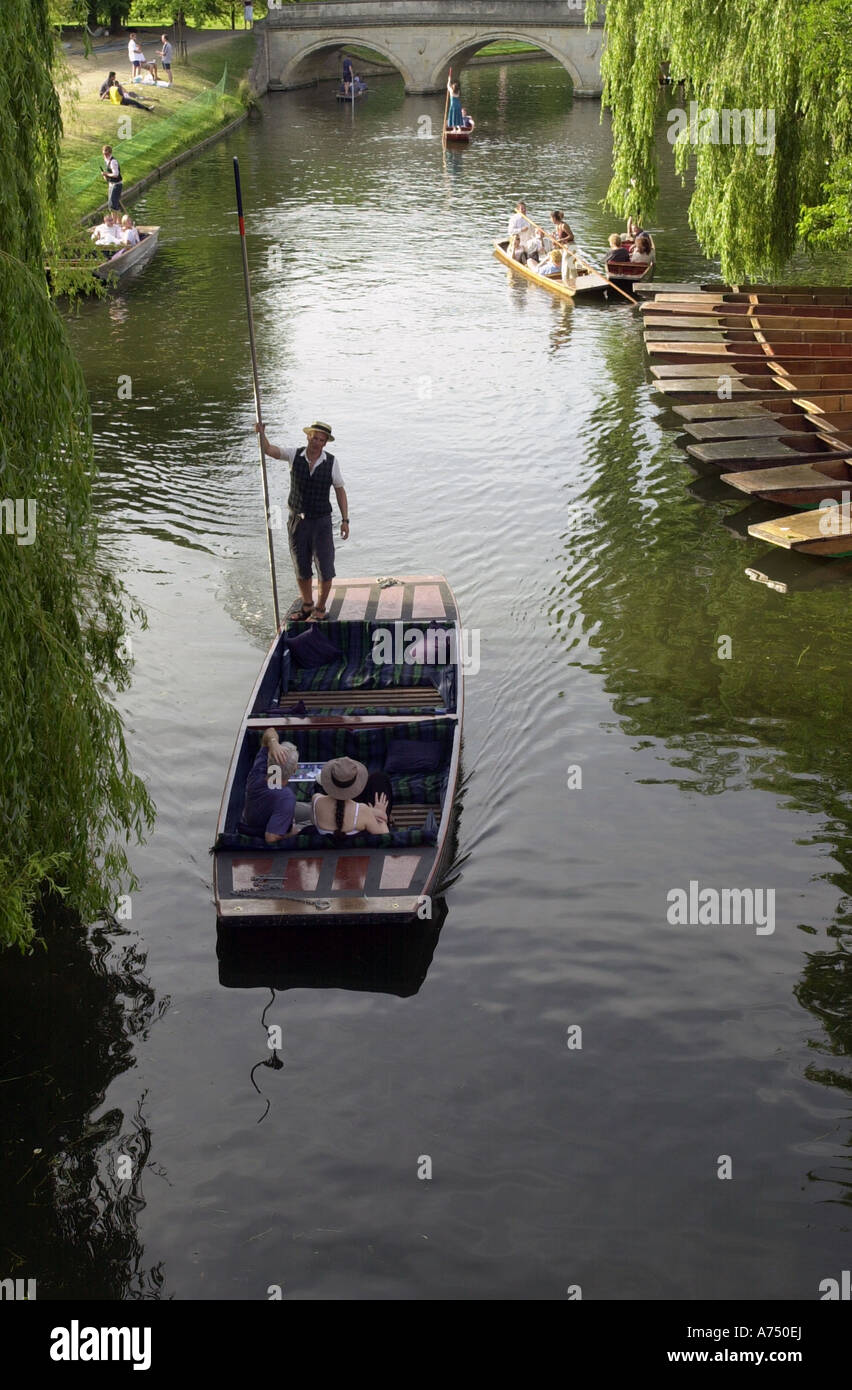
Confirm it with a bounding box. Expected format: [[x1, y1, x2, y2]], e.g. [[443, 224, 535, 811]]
[[311, 758, 393, 839]]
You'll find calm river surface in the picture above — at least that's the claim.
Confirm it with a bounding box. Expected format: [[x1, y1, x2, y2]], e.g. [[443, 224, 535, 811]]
[[3, 62, 852, 1301]]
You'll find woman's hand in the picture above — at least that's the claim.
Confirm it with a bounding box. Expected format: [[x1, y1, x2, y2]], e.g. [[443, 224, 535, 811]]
[[372, 792, 389, 822]]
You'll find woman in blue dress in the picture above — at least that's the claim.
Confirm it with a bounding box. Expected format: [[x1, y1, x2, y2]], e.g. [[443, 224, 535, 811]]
[[446, 78, 463, 131]]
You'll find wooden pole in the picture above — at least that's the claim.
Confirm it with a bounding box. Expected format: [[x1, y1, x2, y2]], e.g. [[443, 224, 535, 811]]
[[233, 156, 281, 632], [529, 216, 640, 305]]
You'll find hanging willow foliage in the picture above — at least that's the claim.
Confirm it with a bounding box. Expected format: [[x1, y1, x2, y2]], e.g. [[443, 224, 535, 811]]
[[0, 0, 153, 952], [589, 0, 852, 279]]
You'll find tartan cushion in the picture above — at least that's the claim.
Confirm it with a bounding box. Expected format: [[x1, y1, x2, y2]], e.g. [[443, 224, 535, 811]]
[[216, 825, 436, 851]]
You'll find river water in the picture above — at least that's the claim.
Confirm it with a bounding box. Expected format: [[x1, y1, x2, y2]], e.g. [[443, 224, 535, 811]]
[[3, 61, 852, 1301]]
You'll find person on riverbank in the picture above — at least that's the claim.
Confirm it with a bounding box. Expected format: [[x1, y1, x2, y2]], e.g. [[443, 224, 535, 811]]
[[446, 78, 463, 130], [244, 3, 254, 29], [99, 72, 154, 111], [128, 34, 157, 84], [254, 420, 350, 623], [101, 146, 123, 212], [159, 35, 173, 86], [242, 729, 299, 843]]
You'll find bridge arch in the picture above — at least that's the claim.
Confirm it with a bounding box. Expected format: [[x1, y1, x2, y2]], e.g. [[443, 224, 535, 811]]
[[429, 32, 582, 93], [280, 35, 414, 91]]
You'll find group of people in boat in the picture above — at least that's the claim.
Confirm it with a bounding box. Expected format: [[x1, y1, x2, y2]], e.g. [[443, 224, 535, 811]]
[[90, 211, 142, 256], [244, 729, 392, 844], [446, 78, 474, 132], [506, 203, 655, 282]]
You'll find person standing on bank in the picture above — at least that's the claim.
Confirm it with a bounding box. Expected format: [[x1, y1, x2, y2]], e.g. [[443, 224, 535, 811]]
[[101, 146, 123, 212], [255, 420, 349, 622]]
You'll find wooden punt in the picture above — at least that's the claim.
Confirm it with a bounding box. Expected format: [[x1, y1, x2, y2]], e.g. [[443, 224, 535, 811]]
[[213, 575, 463, 926], [336, 82, 368, 99], [493, 238, 576, 300], [687, 431, 852, 469], [637, 282, 852, 298], [682, 412, 821, 441], [642, 313, 852, 333], [649, 358, 851, 380], [748, 505, 852, 555], [646, 341, 852, 364], [721, 458, 852, 506], [92, 226, 159, 280], [573, 256, 654, 298], [648, 289, 852, 307], [446, 122, 474, 142], [645, 326, 852, 343], [653, 373, 852, 404], [641, 300, 852, 320]]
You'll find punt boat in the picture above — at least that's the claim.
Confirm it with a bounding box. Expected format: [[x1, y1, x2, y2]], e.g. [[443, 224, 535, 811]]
[[645, 340, 852, 364], [93, 226, 160, 280], [721, 458, 852, 507], [649, 358, 852, 380], [685, 431, 852, 470], [748, 504, 852, 556], [336, 80, 367, 99], [642, 313, 852, 333], [652, 372, 852, 404], [213, 575, 463, 927], [671, 392, 852, 422], [493, 238, 577, 300], [446, 121, 474, 142]]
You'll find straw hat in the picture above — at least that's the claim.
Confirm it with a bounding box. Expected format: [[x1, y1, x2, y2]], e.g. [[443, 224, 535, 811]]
[[318, 757, 368, 800], [303, 421, 334, 441]]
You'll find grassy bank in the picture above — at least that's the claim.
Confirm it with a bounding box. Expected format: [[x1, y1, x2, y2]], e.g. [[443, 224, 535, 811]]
[[59, 31, 257, 221]]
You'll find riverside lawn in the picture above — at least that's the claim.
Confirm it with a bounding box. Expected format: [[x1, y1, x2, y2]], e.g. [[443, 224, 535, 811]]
[[59, 30, 257, 220]]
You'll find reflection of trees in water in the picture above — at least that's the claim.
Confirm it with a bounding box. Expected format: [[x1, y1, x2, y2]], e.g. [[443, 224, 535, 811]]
[[0, 908, 167, 1298], [546, 348, 852, 1181]]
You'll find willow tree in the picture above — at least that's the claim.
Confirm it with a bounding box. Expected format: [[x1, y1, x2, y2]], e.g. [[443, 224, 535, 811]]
[[0, 0, 153, 951], [590, 0, 852, 279]]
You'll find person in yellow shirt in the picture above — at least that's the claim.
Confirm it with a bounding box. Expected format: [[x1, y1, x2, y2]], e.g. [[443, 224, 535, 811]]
[[98, 71, 153, 111]]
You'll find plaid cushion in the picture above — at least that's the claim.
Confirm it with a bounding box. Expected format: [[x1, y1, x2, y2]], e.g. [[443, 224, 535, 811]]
[[216, 825, 436, 851]]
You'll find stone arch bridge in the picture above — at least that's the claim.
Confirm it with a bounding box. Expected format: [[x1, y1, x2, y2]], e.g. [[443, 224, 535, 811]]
[[261, 1, 605, 97]]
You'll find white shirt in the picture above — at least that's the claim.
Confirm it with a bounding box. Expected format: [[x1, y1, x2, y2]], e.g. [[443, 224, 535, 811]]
[[507, 212, 531, 241], [122, 226, 141, 247], [129, 39, 144, 61], [280, 445, 344, 489], [92, 221, 122, 244]]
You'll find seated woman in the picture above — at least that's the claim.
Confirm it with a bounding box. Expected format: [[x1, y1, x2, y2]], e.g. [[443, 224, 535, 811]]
[[507, 233, 526, 264], [525, 230, 546, 264], [310, 757, 393, 839], [99, 71, 153, 111], [630, 233, 654, 264], [460, 108, 474, 130], [242, 729, 299, 843], [539, 248, 564, 279]]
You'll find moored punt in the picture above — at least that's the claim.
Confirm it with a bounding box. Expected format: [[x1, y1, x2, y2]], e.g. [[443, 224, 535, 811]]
[[649, 358, 851, 379], [647, 292, 852, 309], [213, 575, 463, 926], [641, 302, 852, 321], [671, 400, 796, 422], [686, 432, 852, 469], [653, 373, 852, 403], [748, 504, 852, 555], [493, 238, 576, 300], [91, 225, 160, 281], [646, 340, 852, 363], [446, 121, 474, 142], [644, 326, 852, 343], [682, 412, 820, 441], [642, 313, 852, 333], [720, 458, 852, 507]]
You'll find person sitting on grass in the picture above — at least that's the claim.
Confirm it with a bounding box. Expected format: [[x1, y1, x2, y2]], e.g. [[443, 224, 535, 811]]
[[99, 71, 153, 111]]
